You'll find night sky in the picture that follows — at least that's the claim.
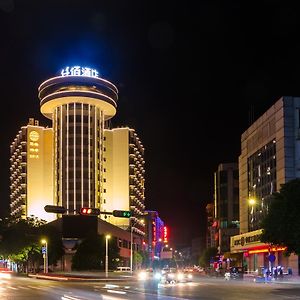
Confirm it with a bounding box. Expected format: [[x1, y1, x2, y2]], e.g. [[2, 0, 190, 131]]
[[1, 1, 300, 247]]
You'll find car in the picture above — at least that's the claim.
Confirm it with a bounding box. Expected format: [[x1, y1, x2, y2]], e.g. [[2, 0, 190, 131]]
[[176, 270, 193, 283], [161, 268, 178, 284], [116, 266, 131, 272], [224, 267, 244, 280], [160, 268, 193, 284], [137, 269, 162, 290]]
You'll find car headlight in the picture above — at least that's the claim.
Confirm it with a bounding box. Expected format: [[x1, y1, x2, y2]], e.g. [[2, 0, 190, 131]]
[[177, 273, 184, 280], [138, 271, 148, 280], [188, 274, 193, 279], [154, 272, 162, 280]]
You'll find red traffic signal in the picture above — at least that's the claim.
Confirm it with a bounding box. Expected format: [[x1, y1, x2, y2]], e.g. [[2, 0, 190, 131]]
[[79, 207, 100, 216]]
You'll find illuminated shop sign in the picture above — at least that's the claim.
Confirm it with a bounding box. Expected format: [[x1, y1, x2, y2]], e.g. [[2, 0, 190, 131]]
[[248, 247, 287, 254], [234, 233, 262, 247], [231, 229, 265, 252], [163, 226, 168, 243], [61, 66, 99, 78]]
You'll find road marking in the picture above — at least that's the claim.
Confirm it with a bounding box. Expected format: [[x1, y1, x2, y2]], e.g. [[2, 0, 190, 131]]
[[107, 289, 126, 295], [7, 286, 17, 290]]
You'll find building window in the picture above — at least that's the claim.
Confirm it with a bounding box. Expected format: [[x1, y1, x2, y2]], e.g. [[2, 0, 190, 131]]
[[247, 139, 276, 231]]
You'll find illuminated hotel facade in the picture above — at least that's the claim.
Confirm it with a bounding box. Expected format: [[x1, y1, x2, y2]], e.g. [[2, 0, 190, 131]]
[[38, 67, 118, 215], [10, 66, 146, 241], [9, 118, 54, 222], [102, 127, 145, 235], [231, 96, 300, 275]]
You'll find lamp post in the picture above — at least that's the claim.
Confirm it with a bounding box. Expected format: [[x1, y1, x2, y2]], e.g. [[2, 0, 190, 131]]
[[41, 239, 48, 274], [105, 234, 111, 278], [130, 219, 144, 274], [130, 225, 134, 274]]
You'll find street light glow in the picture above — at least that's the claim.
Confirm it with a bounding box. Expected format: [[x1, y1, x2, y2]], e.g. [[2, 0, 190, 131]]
[[249, 198, 256, 205]]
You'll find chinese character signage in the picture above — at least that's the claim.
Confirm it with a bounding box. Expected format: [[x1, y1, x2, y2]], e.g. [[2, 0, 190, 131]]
[[163, 226, 168, 243], [61, 66, 99, 78]]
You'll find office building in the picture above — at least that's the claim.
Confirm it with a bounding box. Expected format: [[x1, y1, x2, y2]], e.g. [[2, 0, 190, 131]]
[[144, 211, 165, 260], [231, 96, 300, 274], [206, 203, 216, 249], [214, 163, 239, 254]]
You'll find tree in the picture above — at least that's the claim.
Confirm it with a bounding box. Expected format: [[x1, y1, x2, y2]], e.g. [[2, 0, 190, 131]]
[[0, 216, 64, 273], [0, 217, 44, 272], [260, 178, 300, 255], [199, 247, 218, 268], [72, 233, 120, 271], [133, 251, 143, 270]]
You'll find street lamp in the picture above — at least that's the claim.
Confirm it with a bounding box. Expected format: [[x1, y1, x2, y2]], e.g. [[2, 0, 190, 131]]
[[248, 198, 256, 230], [105, 234, 111, 278], [130, 219, 144, 274], [249, 198, 256, 205], [41, 239, 48, 274]]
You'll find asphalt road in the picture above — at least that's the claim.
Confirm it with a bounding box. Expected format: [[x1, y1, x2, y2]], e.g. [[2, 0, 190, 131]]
[[1, 275, 300, 299]]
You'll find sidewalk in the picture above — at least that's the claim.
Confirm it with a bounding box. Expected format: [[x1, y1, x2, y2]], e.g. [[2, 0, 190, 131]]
[[244, 273, 300, 284]]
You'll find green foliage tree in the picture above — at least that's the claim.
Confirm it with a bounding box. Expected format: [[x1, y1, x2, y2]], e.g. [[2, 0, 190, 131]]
[[0, 216, 64, 273], [199, 247, 218, 268], [133, 251, 143, 269], [138, 250, 150, 269], [260, 178, 300, 255], [72, 233, 120, 271]]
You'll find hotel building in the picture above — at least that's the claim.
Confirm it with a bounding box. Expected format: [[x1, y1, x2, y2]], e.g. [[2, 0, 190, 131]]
[[9, 67, 147, 270], [38, 67, 118, 215], [231, 96, 300, 275], [101, 127, 145, 235], [9, 118, 54, 222]]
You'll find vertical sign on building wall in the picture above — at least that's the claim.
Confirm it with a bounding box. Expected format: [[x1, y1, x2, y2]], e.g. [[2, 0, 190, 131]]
[[152, 221, 156, 242], [163, 226, 168, 243], [29, 130, 40, 159]]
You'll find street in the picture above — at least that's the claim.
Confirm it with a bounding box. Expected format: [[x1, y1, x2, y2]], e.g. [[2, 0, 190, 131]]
[[1, 275, 300, 300]]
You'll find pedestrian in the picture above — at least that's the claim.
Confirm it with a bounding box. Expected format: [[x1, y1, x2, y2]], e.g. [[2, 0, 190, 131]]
[[273, 268, 278, 280], [279, 267, 283, 280]]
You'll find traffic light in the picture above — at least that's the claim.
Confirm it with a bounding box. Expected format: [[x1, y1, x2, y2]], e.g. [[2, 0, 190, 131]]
[[112, 210, 132, 218], [44, 205, 66, 214], [79, 207, 100, 216]]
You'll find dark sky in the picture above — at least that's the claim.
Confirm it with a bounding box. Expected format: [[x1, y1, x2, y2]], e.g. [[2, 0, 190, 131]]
[[1, 1, 300, 247]]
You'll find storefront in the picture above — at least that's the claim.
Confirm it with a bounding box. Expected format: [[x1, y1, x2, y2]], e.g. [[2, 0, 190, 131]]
[[230, 229, 299, 275]]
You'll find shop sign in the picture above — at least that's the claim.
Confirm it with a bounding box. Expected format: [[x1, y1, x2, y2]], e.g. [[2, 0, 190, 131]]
[[230, 229, 266, 252]]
